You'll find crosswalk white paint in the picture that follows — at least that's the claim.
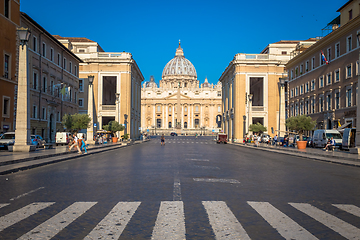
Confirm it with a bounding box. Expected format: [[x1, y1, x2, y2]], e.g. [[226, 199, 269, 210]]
[[151, 201, 185, 240], [202, 201, 250, 240], [194, 178, 240, 184], [248, 201, 317, 240], [0, 201, 359, 239], [333, 204, 360, 218], [0, 202, 55, 232], [19, 202, 96, 240], [85, 202, 140, 240], [289, 202, 360, 239]]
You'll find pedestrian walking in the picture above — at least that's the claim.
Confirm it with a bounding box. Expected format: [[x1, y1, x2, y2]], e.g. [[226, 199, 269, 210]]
[[161, 134, 165, 146], [69, 134, 81, 153], [257, 135, 261, 147], [80, 137, 87, 154], [274, 134, 278, 146]]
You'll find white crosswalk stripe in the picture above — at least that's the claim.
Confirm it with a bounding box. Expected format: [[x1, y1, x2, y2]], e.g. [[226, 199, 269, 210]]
[[333, 204, 360, 218], [203, 201, 250, 240], [19, 202, 96, 240], [248, 201, 317, 239], [289, 202, 360, 239], [0, 204, 9, 209], [85, 202, 140, 240], [152, 201, 185, 240], [0, 202, 55, 232], [1, 201, 359, 239]]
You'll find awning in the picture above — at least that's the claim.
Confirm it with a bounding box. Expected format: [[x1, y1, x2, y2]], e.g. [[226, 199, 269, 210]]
[[337, 122, 351, 131]]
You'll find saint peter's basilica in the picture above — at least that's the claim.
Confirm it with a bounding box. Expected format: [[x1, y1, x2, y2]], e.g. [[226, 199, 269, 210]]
[[141, 42, 222, 135]]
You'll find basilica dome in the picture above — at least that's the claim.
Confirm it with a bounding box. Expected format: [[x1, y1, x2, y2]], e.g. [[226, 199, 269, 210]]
[[162, 42, 197, 78]]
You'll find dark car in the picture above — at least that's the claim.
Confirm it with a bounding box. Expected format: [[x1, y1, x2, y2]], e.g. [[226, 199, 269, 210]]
[[170, 132, 178, 136]]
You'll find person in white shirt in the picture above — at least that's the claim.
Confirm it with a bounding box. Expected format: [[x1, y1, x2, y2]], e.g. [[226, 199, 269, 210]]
[[69, 134, 81, 153]]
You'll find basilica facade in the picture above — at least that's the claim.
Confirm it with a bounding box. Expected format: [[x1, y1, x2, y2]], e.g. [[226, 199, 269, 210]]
[[141, 43, 222, 135]]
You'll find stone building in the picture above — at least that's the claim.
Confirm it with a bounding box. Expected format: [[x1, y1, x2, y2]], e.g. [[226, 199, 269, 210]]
[[141, 43, 222, 135], [0, 0, 20, 133], [287, 0, 360, 130], [20, 13, 82, 142], [219, 40, 313, 141], [54, 36, 144, 140]]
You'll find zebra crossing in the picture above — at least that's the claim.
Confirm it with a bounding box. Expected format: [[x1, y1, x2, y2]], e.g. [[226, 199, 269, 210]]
[[151, 140, 216, 144], [1, 200, 359, 239]]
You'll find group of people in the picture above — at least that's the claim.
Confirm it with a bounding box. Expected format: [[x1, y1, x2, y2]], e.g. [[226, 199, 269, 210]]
[[68, 133, 87, 154]]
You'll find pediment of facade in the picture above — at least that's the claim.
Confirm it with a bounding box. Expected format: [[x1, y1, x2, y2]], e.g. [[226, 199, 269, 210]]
[[164, 94, 192, 100]]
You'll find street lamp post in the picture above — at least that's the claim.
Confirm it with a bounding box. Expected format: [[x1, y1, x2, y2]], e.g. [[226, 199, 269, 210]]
[[13, 27, 36, 152], [243, 115, 246, 141], [278, 77, 287, 139], [86, 75, 95, 144], [247, 94, 253, 135], [116, 92, 120, 138]]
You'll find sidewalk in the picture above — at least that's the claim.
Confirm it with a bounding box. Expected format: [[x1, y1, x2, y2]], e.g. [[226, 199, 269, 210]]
[[0, 140, 149, 175], [231, 142, 360, 167]]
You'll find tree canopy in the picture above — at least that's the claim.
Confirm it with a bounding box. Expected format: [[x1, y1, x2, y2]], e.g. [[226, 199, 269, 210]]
[[62, 113, 91, 133], [249, 122, 267, 134], [103, 121, 125, 133], [285, 115, 316, 140]]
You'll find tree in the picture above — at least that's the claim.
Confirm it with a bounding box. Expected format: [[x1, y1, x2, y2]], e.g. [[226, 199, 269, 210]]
[[249, 122, 267, 135], [62, 113, 91, 133], [103, 121, 125, 135], [285, 115, 316, 141]]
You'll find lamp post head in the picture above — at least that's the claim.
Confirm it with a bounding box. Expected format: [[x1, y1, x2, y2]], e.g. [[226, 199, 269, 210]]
[[243, 115, 246, 121], [279, 77, 287, 87], [248, 94, 253, 101], [115, 93, 120, 99], [88, 75, 94, 85], [17, 27, 31, 49]]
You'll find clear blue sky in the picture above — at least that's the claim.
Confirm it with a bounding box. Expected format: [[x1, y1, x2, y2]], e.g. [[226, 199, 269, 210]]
[[21, 0, 344, 85]]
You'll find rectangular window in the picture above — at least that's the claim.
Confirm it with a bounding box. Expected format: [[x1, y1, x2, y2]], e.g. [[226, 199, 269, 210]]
[[50, 80, 54, 95], [347, 35, 352, 52], [33, 36, 37, 52], [57, 111, 60, 122], [4, 54, 10, 79], [319, 76, 324, 88], [347, 88, 352, 107], [312, 57, 315, 69], [295, 103, 298, 116], [42, 76, 47, 93], [305, 100, 309, 114], [217, 91, 221, 96], [300, 102, 303, 115], [157, 106, 161, 112], [69, 62, 72, 73], [327, 73, 331, 85], [33, 72, 38, 90], [168, 122, 172, 128], [305, 82, 309, 93], [33, 105, 37, 118], [79, 79, 84, 92], [311, 79, 315, 91], [4, 0, 10, 18], [305, 61, 309, 72], [319, 96, 323, 112], [290, 89, 294, 98], [58, 54, 61, 66], [195, 106, 199, 112], [320, 52, 324, 65], [42, 42, 46, 57], [295, 87, 298, 96], [291, 70, 294, 79], [335, 43, 340, 58], [218, 106, 221, 112], [79, 98, 84, 107], [2, 96, 10, 117], [326, 94, 331, 111], [347, 65, 352, 78], [311, 98, 315, 114], [63, 58, 66, 70], [335, 91, 340, 109], [300, 64, 303, 75], [300, 85, 303, 95], [75, 65, 77, 77], [42, 107, 46, 120], [349, 9, 353, 20], [327, 48, 331, 62], [50, 48, 54, 61], [335, 69, 340, 82], [169, 106, 171, 112]]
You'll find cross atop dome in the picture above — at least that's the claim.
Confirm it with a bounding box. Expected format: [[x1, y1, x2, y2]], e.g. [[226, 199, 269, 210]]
[[175, 40, 184, 57]]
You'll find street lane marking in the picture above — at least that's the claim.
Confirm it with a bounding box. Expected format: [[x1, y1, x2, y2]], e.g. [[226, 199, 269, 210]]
[[202, 201, 250, 240], [85, 202, 140, 240], [173, 170, 182, 201], [192, 165, 220, 170], [0, 204, 9, 209], [151, 201, 185, 240], [333, 204, 360, 218], [248, 201, 317, 239], [290, 203, 360, 239], [0, 202, 55, 232], [186, 158, 209, 162], [10, 186, 45, 201], [193, 178, 240, 184], [19, 202, 96, 240]]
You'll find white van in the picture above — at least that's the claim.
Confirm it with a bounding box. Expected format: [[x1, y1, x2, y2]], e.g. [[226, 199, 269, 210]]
[[313, 129, 342, 148], [55, 132, 71, 146]]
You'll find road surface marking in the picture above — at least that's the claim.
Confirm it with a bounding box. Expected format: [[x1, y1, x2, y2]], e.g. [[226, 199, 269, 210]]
[[19, 202, 96, 240], [173, 170, 182, 201], [194, 178, 240, 183], [248, 201, 317, 239], [290, 203, 360, 239], [0, 204, 9, 209], [85, 202, 140, 240], [0, 202, 54, 232], [151, 201, 185, 240], [10, 186, 45, 201], [202, 201, 250, 240], [333, 204, 360, 217], [186, 158, 209, 162], [192, 165, 220, 170]]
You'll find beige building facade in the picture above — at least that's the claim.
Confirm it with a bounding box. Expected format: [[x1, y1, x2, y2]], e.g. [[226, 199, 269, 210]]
[[141, 43, 222, 135], [219, 40, 312, 141], [287, 0, 360, 131], [54, 36, 144, 140], [0, 0, 20, 133], [20, 13, 82, 142]]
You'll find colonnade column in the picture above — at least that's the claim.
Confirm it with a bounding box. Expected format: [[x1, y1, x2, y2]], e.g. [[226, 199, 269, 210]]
[[172, 105, 175, 128], [153, 104, 156, 127], [165, 105, 168, 129], [181, 104, 184, 128]]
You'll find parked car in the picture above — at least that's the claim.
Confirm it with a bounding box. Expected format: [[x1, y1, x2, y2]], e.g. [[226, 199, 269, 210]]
[[217, 133, 227, 144], [170, 132, 178, 136], [342, 128, 356, 150], [313, 129, 342, 148], [31, 135, 46, 147], [55, 132, 71, 146], [0, 132, 15, 150]]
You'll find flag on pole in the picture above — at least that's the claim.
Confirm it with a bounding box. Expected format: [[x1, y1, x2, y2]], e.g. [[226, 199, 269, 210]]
[[321, 50, 329, 64], [60, 85, 66, 95]]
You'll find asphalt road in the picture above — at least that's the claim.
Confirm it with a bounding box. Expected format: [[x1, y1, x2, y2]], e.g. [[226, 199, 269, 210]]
[[0, 136, 359, 239]]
